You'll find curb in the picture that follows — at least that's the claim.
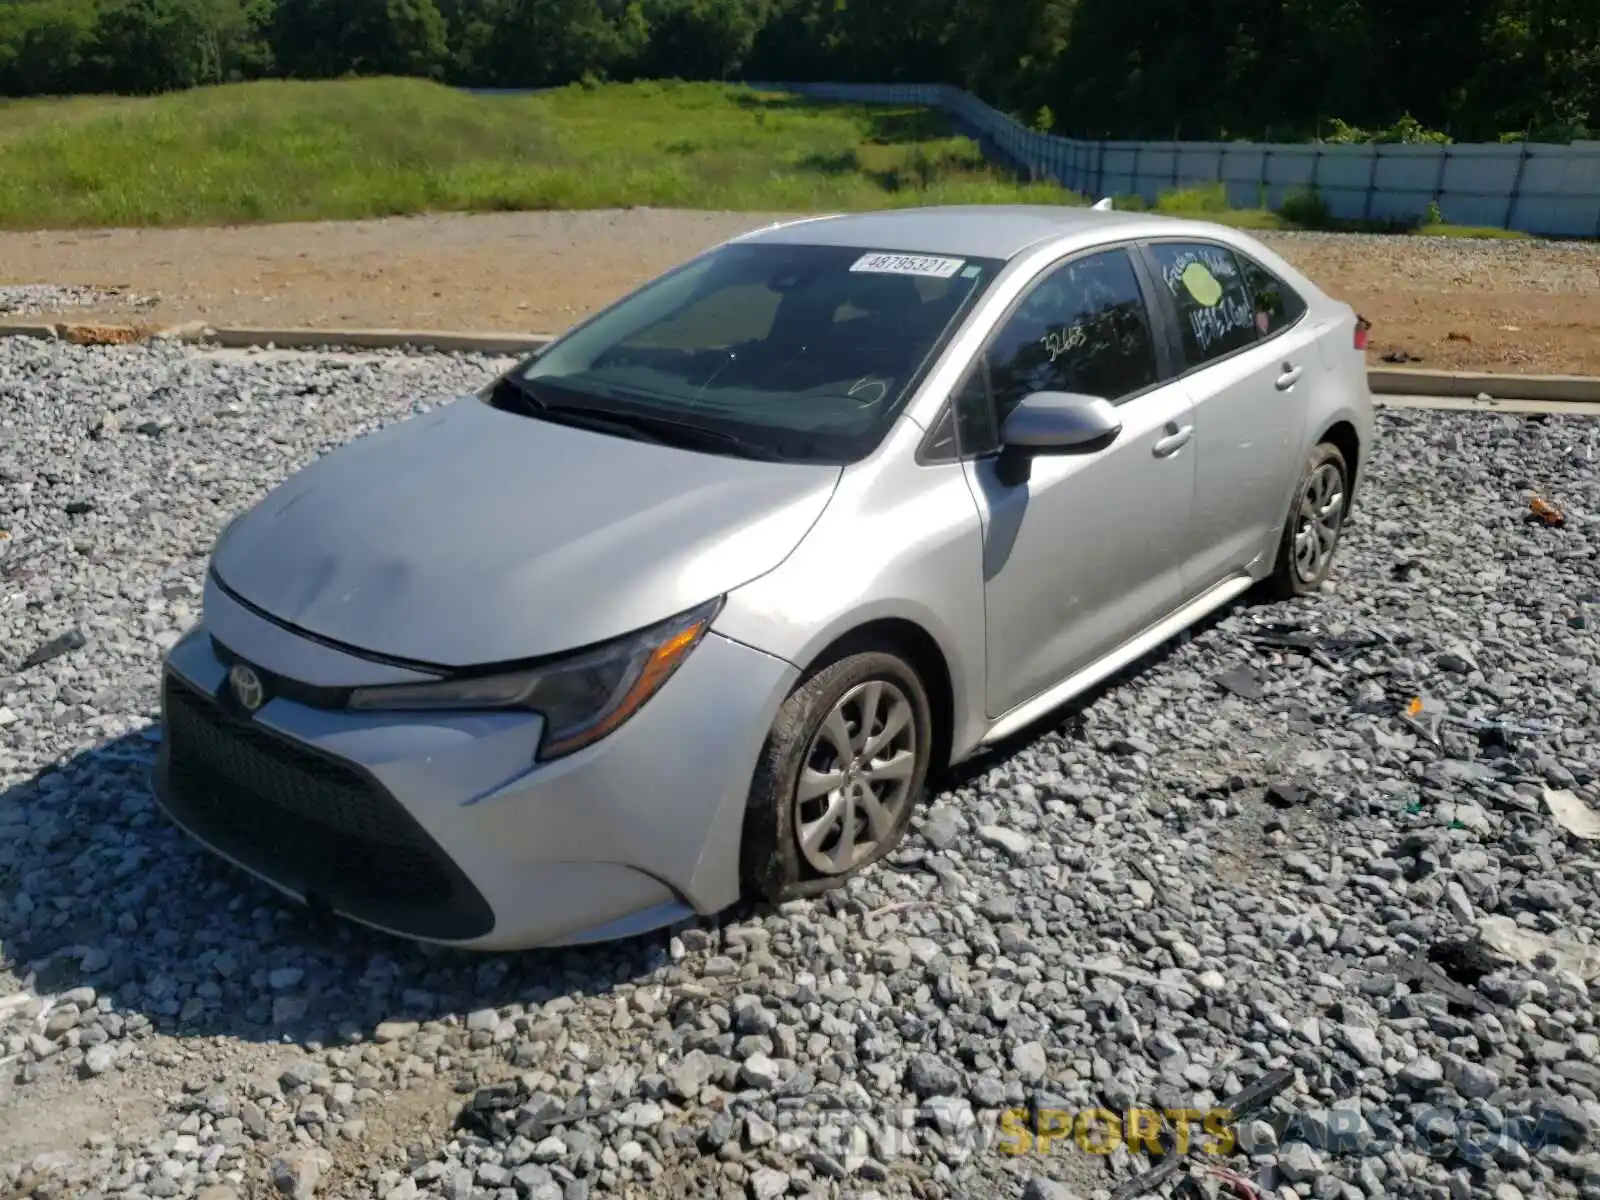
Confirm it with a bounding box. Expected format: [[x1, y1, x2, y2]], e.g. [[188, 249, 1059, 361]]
[[1367, 367, 1600, 403], [0, 322, 59, 341], [2, 321, 1598, 403], [204, 327, 553, 355]]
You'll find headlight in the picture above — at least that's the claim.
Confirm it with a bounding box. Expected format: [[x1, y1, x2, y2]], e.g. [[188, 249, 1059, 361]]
[[346, 597, 723, 761]]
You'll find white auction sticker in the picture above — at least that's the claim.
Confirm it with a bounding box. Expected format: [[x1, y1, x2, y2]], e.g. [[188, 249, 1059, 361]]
[[849, 252, 966, 278]]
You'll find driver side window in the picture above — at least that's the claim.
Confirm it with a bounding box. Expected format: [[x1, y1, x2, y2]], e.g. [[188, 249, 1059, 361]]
[[953, 248, 1159, 457]]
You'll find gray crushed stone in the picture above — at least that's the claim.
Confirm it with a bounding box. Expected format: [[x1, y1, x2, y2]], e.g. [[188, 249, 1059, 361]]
[[2, 339, 1598, 1200]]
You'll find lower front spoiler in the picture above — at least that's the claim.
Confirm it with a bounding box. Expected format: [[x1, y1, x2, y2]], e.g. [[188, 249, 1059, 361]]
[[148, 762, 699, 950]]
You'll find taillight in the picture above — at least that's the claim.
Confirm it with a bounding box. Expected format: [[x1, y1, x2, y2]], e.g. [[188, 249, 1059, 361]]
[[1353, 315, 1371, 351]]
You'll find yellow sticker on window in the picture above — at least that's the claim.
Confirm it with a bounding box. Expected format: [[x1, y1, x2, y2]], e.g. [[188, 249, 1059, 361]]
[[1181, 262, 1224, 307]]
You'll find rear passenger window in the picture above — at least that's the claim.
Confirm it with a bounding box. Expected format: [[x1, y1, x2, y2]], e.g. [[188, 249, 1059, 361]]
[[1146, 242, 1259, 367], [1238, 254, 1307, 336]]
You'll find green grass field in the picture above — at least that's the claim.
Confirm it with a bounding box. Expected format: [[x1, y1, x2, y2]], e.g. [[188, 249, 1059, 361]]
[[0, 77, 1078, 229], [0, 76, 1528, 236]]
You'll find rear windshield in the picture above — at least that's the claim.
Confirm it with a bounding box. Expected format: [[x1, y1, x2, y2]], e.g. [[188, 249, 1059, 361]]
[[509, 241, 1002, 463]]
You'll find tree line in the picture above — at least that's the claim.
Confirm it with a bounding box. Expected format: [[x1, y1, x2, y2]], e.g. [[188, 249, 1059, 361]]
[[1, 0, 1595, 143]]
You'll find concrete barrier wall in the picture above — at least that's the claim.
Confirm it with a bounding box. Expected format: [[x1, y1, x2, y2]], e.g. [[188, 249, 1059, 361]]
[[747, 81, 1600, 238]]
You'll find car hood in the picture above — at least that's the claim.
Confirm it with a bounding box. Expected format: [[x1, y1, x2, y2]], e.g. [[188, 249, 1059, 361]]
[[211, 396, 841, 667]]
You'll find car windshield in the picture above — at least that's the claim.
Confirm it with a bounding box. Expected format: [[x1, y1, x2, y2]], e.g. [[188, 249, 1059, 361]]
[[501, 241, 1002, 463]]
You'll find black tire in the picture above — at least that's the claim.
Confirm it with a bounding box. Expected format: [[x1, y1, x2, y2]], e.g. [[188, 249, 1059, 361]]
[[1264, 441, 1351, 599], [741, 649, 933, 903]]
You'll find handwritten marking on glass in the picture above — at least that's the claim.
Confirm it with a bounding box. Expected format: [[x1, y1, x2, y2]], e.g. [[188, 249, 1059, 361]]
[[1041, 324, 1088, 363], [1160, 246, 1238, 298], [1156, 246, 1254, 354], [847, 376, 889, 404], [1189, 295, 1256, 353]]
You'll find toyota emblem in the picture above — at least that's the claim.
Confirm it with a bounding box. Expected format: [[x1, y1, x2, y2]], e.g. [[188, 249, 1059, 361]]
[[229, 664, 266, 712]]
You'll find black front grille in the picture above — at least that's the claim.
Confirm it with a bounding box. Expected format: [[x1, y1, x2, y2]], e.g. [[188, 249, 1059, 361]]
[[156, 673, 494, 942]]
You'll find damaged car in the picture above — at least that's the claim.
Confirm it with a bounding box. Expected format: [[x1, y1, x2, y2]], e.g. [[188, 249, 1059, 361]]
[[153, 205, 1374, 949]]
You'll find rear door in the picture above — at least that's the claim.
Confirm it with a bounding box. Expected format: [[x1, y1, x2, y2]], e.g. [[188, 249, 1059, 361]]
[[1137, 240, 1318, 594]]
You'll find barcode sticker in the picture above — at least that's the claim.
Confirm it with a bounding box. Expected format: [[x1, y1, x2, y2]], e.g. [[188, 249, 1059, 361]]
[[849, 252, 966, 278]]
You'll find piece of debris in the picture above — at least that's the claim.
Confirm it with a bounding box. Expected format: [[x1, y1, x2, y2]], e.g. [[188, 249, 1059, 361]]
[[1213, 667, 1265, 700], [1544, 787, 1600, 842], [1446, 330, 1472, 342], [1528, 494, 1566, 527], [1401, 694, 1446, 745], [1244, 624, 1383, 671], [1395, 947, 1496, 1014], [18, 627, 87, 671], [1194, 1165, 1265, 1199], [1391, 558, 1421, 581], [1108, 1068, 1294, 1200], [1475, 722, 1513, 752], [1265, 781, 1309, 809], [1475, 916, 1600, 983], [1381, 349, 1422, 364]]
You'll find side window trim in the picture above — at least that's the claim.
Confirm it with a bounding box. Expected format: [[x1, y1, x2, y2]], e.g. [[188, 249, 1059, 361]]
[[1124, 244, 1182, 384], [915, 403, 960, 464], [1135, 239, 1194, 380]]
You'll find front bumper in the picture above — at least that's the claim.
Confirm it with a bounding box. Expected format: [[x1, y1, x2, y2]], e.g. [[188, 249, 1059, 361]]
[[153, 606, 798, 951]]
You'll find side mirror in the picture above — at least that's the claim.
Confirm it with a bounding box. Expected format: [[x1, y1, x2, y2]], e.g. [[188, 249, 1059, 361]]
[[996, 392, 1121, 486], [1001, 391, 1122, 451]]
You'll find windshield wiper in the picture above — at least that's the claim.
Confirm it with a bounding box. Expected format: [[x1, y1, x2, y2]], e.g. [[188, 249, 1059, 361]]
[[489, 374, 676, 445], [491, 374, 790, 461], [551, 405, 784, 460]]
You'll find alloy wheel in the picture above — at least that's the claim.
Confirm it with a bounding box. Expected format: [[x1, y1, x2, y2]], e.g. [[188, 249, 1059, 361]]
[[793, 680, 918, 876], [1293, 461, 1346, 583]]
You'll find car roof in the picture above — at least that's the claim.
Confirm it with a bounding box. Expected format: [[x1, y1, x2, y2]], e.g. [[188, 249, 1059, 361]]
[[734, 204, 1201, 261], [730, 205, 1326, 304]]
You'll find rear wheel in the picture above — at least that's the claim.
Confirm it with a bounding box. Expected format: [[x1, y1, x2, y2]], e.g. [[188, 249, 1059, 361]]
[[742, 650, 932, 902], [1265, 442, 1350, 598]]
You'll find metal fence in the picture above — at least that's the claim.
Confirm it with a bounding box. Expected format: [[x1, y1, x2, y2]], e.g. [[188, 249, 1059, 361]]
[[747, 81, 1600, 238]]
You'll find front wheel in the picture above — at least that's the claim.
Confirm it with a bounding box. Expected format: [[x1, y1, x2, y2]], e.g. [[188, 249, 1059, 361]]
[[742, 650, 933, 902], [1264, 442, 1350, 598]]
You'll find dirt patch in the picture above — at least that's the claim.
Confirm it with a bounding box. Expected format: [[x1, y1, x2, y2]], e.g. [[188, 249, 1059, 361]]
[[0, 1068, 162, 1181], [0, 209, 1596, 375]]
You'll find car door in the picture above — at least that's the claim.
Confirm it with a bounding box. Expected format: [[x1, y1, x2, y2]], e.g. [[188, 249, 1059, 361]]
[[1138, 240, 1317, 594], [950, 245, 1197, 720]]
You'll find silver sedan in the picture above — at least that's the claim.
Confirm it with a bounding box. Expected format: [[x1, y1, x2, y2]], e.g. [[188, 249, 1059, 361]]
[[153, 205, 1374, 949]]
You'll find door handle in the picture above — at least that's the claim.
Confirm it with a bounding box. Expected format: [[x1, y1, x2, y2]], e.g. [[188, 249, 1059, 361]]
[[1152, 423, 1193, 457], [1275, 363, 1303, 390]]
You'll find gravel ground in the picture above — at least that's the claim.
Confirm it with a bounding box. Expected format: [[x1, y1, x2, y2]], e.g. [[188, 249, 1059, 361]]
[[0, 285, 160, 319], [2, 340, 1599, 1200]]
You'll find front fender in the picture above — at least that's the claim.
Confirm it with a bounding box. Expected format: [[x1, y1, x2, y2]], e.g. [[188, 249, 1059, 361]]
[[712, 421, 990, 764]]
